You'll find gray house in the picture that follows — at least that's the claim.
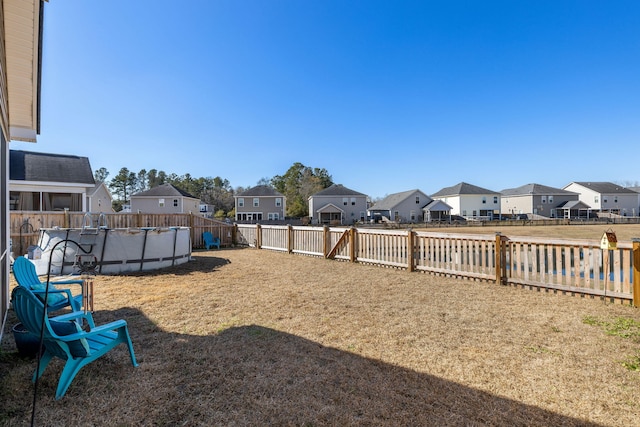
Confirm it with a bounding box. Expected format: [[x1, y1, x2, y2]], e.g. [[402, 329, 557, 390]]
[[368, 189, 432, 223], [9, 150, 96, 212], [308, 184, 368, 225], [130, 183, 200, 214], [500, 183, 581, 219], [234, 185, 286, 222]]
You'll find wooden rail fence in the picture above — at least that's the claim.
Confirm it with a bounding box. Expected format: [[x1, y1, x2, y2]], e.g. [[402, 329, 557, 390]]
[[236, 224, 640, 306]]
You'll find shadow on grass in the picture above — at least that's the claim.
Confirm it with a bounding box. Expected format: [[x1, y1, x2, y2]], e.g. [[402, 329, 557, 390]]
[[1, 306, 603, 426], [111, 253, 232, 277]]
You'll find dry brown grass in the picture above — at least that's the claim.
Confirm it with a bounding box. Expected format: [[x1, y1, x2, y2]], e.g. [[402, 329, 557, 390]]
[[2, 228, 640, 425]]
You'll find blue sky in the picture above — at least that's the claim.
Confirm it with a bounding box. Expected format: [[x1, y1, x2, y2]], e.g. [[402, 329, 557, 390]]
[[11, 1, 640, 199]]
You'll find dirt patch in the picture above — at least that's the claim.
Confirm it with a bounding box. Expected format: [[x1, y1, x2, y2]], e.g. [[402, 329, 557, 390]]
[[2, 247, 640, 426]]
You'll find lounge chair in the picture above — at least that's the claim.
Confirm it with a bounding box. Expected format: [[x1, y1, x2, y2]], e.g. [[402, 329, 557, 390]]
[[203, 231, 221, 249]]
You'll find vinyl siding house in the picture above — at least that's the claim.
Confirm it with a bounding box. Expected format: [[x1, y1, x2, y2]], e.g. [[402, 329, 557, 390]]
[[86, 181, 115, 213], [235, 185, 286, 222], [2, 0, 46, 336], [130, 183, 200, 214], [368, 189, 432, 223], [500, 183, 581, 219], [563, 182, 639, 217], [422, 199, 453, 222], [431, 182, 501, 220], [9, 150, 96, 212], [308, 184, 368, 225]]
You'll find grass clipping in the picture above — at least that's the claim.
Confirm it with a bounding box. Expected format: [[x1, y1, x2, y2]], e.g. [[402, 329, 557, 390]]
[[2, 247, 640, 426]]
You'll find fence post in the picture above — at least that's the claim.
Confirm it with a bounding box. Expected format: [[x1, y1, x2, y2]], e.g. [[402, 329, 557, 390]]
[[323, 225, 330, 258], [633, 239, 640, 307], [288, 224, 293, 254], [495, 233, 508, 285], [63, 208, 70, 228], [256, 224, 262, 249], [407, 229, 415, 272], [349, 227, 357, 263]]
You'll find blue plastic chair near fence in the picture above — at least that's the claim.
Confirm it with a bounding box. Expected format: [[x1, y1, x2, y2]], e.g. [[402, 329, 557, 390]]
[[11, 286, 139, 399], [203, 232, 220, 249], [12, 256, 84, 312]]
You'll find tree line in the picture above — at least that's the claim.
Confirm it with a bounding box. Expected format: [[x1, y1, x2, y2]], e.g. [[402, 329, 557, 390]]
[[94, 162, 333, 218]]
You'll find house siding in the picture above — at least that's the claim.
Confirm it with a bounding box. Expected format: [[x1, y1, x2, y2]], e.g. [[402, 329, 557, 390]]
[[309, 195, 367, 225]]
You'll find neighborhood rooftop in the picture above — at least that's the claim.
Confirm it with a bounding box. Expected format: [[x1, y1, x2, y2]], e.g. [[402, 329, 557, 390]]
[[9, 150, 94, 185]]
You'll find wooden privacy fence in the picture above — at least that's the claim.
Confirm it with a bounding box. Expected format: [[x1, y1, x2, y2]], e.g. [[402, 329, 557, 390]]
[[10, 211, 234, 255], [236, 224, 640, 306]]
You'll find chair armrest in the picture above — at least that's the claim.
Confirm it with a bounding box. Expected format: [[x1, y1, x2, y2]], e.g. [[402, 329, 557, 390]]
[[31, 288, 75, 302], [55, 319, 128, 341], [50, 310, 97, 329]]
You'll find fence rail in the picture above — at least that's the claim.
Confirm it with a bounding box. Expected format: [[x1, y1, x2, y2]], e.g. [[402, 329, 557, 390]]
[[10, 211, 234, 256], [236, 224, 640, 305]]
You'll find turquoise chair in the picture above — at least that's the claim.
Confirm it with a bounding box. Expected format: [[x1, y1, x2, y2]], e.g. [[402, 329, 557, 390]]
[[11, 286, 139, 399], [12, 256, 84, 312], [203, 231, 221, 249]]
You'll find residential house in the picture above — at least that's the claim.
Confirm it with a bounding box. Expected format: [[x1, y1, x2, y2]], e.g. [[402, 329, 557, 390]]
[[368, 189, 431, 223], [628, 187, 640, 215], [563, 182, 639, 217], [9, 150, 95, 212], [422, 199, 453, 222], [2, 0, 47, 335], [308, 184, 368, 225], [86, 181, 115, 213], [130, 183, 200, 214], [431, 182, 501, 220], [500, 183, 582, 219], [235, 185, 286, 222]]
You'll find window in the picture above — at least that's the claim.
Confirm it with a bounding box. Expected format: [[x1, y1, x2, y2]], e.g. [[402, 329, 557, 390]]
[[268, 213, 279, 220], [415, 196, 420, 204], [482, 197, 487, 204], [343, 198, 348, 206], [275, 198, 282, 207], [350, 197, 356, 206], [541, 196, 547, 204], [410, 210, 416, 221], [614, 196, 618, 203], [548, 196, 553, 204], [253, 198, 259, 207], [159, 198, 165, 207], [238, 198, 244, 207], [173, 199, 178, 207], [594, 196, 599, 203], [603, 197, 608, 203], [493, 196, 498, 204]]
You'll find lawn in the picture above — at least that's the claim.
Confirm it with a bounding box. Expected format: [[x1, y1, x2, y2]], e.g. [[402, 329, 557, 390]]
[[2, 230, 640, 425]]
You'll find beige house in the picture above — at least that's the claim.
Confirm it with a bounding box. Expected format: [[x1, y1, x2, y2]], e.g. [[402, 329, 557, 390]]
[[9, 150, 96, 212], [130, 183, 200, 214], [368, 189, 432, 223], [234, 185, 285, 222], [86, 181, 115, 213], [308, 184, 368, 225], [2, 0, 46, 337]]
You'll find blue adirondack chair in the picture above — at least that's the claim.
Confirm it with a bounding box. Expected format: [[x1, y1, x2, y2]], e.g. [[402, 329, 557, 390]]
[[203, 231, 220, 249], [11, 286, 139, 399], [12, 256, 84, 312]]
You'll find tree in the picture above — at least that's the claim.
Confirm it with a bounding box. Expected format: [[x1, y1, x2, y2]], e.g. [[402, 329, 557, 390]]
[[109, 167, 137, 202], [271, 162, 333, 217], [94, 167, 109, 183], [135, 169, 148, 193]]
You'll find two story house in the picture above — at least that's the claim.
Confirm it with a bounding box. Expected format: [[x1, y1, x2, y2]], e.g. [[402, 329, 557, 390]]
[[368, 189, 432, 223], [308, 184, 368, 225], [431, 182, 501, 220], [130, 183, 200, 214], [563, 182, 639, 217], [235, 185, 286, 222], [500, 183, 582, 219]]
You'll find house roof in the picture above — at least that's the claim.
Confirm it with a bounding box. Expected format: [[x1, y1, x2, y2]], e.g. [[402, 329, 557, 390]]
[[369, 189, 429, 211], [87, 181, 112, 198], [556, 200, 591, 210], [237, 185, 284, 197], [132, 183, 197, 199], [423, 199, 452, 212], [9, 150, 95, 184], [431, 182, 500, 197], [501, 183, 578, 197], [311, 184, 366, 197], [628, 186, 640, 194], [566, 182, 637, 195], [316, 203, 344, 214]]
